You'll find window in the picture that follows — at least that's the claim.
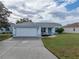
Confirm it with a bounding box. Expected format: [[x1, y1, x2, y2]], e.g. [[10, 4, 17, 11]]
[[41, 28, 46, 32], [48, 28, 52, 31], [73, 28, 75, 31]]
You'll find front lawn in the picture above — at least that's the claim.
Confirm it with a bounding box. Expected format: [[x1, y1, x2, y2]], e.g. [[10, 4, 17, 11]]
[[42, 33, 79, 59], [0, 34, 12, 41]]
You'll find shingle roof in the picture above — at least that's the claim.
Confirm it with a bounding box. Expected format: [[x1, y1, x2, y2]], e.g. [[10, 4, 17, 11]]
[[64, 22, 79, 28], [14, 22, 61, 28]]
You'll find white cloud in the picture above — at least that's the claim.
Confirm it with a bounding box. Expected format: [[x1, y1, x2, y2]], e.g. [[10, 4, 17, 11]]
[[0, 0, 78, 25], [66, 0, 76, 3]]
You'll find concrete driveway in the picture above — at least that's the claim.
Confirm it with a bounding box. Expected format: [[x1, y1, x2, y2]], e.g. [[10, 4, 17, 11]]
[[0, 38, 57, 59]]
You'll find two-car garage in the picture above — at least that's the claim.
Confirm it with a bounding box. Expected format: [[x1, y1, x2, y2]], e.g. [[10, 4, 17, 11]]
[[13, 27, 41, 37]]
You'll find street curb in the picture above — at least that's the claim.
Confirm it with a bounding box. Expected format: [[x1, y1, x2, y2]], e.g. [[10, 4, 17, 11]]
[[3, 37, 12, 41]]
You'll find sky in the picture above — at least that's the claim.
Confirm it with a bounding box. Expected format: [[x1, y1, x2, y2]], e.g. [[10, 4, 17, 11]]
[[0, 0, 79, 25]]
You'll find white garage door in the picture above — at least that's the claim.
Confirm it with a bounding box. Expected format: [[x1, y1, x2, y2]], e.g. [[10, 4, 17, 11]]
[[15, 28, 38, 37]]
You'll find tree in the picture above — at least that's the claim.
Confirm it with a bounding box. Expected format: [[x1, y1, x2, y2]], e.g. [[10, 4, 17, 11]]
[[16, 18, 32, 24], [0, 1, 11, 28], [55, 28, 64, 34]]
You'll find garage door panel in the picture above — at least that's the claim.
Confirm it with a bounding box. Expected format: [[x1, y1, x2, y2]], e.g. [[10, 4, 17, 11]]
[[15, 28, 38, 37]]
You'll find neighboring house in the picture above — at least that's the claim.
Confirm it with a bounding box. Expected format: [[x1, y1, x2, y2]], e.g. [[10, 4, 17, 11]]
[[0, 23, 15, 33], [12, 22, 61, 37], [0, 28, 5, 33], [64, 22, 79, 33], [0, 27, 9, 33]]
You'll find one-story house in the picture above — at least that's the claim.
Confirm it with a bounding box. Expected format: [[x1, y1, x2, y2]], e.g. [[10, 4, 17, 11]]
[[12, 22, 61, 37], [64, 22, 79, 33]]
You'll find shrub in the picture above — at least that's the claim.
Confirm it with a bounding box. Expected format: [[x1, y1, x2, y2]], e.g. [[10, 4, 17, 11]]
[[0, 34, 11, 41], [1, 32, 12, 34], [55, 28, 64, 34]]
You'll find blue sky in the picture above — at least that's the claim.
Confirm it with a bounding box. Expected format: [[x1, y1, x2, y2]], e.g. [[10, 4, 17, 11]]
[[0, 0, 79, 25], [66, 0, 79, 11]]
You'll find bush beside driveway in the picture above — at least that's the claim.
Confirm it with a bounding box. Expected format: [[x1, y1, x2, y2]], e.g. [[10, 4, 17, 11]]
[[42, 33, 79, 59], [0, 34, 12, 41]]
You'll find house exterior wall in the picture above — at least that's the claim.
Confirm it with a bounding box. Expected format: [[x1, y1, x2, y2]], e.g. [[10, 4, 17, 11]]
[[37, 27, 41, 37], [52, 27, 56, 34], [12, 27, 16, 37], [64, 28, 79, 33]]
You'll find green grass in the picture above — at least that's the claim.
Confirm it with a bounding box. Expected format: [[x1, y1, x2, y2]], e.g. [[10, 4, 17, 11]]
[[0, 34, 12, 41], [42, 33, 79, 59]]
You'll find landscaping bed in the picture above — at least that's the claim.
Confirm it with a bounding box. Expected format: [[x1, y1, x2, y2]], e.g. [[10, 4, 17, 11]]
[[42, 33, 79, 59], [0, 34, 12, 41]]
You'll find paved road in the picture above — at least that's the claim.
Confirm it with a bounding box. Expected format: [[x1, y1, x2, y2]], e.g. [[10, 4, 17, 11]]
[[0, 38, 57, 59]]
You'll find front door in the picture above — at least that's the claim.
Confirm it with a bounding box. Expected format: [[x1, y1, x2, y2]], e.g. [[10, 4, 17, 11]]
[[48, 28, 52, 35], [41, 28, 46, 36]]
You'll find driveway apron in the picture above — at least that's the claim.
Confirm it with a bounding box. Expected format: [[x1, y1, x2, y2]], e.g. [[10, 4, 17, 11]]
[[0, 38, 57, 59]]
